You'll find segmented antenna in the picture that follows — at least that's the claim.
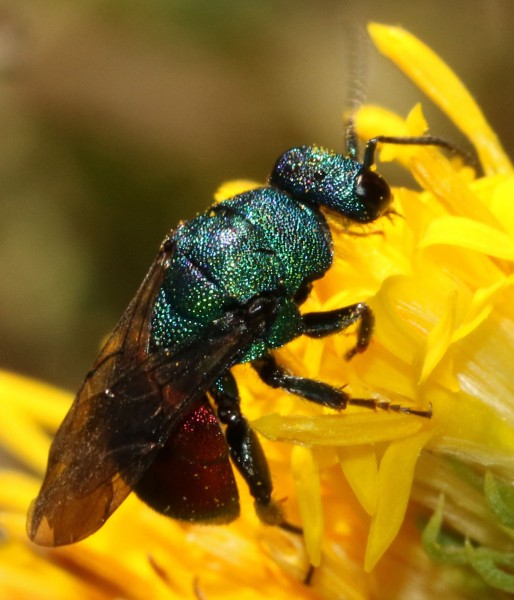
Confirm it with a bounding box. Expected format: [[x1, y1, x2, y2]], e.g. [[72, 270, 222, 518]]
[[343, 25, 370, 160], [341, 26, 476, 171], [362, 135, 472, 169]]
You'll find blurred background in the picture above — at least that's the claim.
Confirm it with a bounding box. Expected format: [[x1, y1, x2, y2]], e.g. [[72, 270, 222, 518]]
[[1, 0, 513, 390]]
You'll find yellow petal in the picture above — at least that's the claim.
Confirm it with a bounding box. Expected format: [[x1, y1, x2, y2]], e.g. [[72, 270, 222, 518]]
[[418, 289, 458, 383], [378, 103, 428, 163], [214, 179, 261, 202], [355, 106, 499, 227], [368, 23, 513, 176], [337, 446, 378, 516], [0, 410, 50, 473], [452, 276, 514, 342], [365, 428, 434, 571], [291, 446, 323, 567], [253, 412, 423, 446], [420, 215, 514, 260], [0, 369, 71, 427], [0, 371, 71, 473]]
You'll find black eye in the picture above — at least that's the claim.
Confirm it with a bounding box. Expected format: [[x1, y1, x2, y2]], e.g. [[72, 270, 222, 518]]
[[354, 169, 392, 223]]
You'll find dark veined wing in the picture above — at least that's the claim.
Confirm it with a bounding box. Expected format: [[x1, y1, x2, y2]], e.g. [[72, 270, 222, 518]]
[[27, 236, 272, 546]]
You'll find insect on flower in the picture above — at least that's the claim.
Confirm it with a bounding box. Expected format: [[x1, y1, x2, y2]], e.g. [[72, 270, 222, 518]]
[[26, 102, 461, 547]]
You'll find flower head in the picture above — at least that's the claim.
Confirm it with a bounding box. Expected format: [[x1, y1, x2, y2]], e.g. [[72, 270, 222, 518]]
[[1, 23, 514, 599]]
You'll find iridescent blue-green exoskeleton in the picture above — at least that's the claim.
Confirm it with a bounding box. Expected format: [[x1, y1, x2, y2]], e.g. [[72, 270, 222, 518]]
[[27, 129, 455, 547]]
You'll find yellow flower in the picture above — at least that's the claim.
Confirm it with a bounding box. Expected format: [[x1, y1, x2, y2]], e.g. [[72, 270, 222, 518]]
[[1, 22, 514, 599]]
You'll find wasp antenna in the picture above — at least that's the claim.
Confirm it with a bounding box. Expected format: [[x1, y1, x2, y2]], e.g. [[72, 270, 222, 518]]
[[345, 116, 359, 160], [363, 134, 475, 169], [343, 24, 370, 159]]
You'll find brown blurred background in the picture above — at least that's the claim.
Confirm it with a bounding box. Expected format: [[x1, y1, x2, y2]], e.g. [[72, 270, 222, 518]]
[[1, 0, 513, 390]]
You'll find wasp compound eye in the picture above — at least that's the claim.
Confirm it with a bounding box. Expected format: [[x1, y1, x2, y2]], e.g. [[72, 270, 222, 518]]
[[353, 169, 392, 223]]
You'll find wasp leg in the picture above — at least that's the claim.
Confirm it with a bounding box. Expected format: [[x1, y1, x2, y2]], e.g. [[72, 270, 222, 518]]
[[252, 353, 432, 417], [302, 302, 374, 359], [304, 564, 315, 585], [252, 353, 349, 409], [210, 372, 287, 526]]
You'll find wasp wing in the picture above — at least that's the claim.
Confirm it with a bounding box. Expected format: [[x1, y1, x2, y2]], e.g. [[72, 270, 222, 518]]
[[27, 239, 267, 546]]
